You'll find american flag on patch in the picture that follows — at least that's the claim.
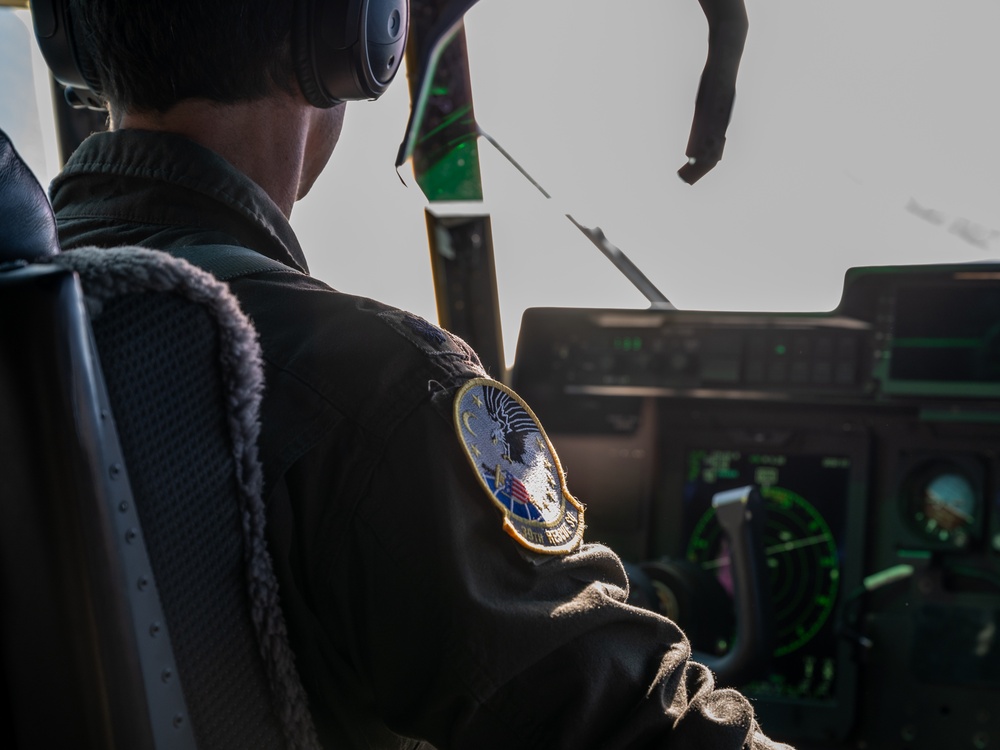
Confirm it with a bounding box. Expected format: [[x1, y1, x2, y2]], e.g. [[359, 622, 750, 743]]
[[502, 471, 532, 505]]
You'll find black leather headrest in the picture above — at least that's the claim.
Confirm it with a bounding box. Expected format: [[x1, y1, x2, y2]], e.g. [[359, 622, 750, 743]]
[[0, 128, 60, 262]]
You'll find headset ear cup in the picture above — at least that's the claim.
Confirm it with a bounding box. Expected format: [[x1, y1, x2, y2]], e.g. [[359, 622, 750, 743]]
[[292, 0, 334, 108], [292, 0, 408, 108], [362, 0, 407, 88], [71, 18, 104, 98], [32, 0, 104, 104]]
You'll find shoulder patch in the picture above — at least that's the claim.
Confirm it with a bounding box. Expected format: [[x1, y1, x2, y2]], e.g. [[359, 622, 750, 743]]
[[376, 309, 480, 367], [454, 378, 584, 554]]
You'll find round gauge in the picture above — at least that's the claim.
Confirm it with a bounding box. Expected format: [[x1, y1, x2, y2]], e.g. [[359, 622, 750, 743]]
[[905, 462, 978, 549], [686, 486, 840, 657]]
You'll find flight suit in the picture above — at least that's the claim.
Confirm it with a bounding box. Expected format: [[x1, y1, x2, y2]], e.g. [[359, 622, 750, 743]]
[[51, 129, 792, 750]]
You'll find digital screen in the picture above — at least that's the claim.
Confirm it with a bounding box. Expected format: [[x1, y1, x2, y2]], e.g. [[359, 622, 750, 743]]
[[890, 284, 1000, 384], [682, 449, 851, 703]]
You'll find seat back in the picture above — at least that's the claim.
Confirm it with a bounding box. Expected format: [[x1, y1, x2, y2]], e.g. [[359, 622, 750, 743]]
[[0, 129, 317, 749], [0, 264, 196, 749], [0, 129, 194, 749]]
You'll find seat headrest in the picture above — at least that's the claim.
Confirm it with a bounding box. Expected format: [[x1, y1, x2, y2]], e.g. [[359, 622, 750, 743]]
[[0, 128, 59, 263]]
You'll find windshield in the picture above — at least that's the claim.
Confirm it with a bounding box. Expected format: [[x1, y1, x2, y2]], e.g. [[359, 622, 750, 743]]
[[467, 0, 998, 301], [299, 0, 1000, 366], [4, 2, 997, 370]]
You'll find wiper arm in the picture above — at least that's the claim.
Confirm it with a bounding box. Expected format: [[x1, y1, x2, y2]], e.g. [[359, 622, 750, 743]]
[[479, 129, 675, 311]]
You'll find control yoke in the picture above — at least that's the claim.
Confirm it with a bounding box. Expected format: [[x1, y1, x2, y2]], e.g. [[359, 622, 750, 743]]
[[695, 485, 773, 686]]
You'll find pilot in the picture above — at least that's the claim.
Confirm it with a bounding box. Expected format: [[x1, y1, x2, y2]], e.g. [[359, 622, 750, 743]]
[[49, 1, 792, 748]]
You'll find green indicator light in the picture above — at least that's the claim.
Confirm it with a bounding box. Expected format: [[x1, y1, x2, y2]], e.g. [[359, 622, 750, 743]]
[[898, 549, 933, 560], [775, 344, 787, 355], [613, 336, 643, 352], [822, 457, 852, 469]]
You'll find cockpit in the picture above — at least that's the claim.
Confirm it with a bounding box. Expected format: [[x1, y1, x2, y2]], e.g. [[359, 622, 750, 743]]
[[2, 1, 999, 748]]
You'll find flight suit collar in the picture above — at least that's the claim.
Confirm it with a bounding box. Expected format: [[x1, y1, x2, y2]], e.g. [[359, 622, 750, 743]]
[[50, 128, 309, 274]]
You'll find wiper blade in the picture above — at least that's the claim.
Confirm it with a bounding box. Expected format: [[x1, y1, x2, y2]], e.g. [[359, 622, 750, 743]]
[[479, 129, 675, 311]]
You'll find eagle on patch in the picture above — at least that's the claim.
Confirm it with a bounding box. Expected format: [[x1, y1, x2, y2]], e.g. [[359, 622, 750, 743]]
[[483, 383, 537, 465], [453, 378, 585, 554]]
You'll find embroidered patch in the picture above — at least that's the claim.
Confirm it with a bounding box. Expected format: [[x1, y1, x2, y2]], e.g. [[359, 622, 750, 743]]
[[454, 378, 584, 554], [402, 313, 446, 345], [377, 309, 455, 355]]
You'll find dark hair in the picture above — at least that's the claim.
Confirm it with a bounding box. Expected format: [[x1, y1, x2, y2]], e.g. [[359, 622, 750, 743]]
[[72, 0, 299, 113]]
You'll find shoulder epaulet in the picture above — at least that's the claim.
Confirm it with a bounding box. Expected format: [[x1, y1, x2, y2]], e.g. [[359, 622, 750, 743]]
[[376, 308, 483, 372]]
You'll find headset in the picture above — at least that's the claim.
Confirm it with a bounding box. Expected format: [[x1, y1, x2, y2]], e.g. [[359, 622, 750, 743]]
[[29, 0, 409, 110]]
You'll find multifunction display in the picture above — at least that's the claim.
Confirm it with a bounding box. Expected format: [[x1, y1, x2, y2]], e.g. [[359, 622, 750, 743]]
[[682, 449, 851, 703]]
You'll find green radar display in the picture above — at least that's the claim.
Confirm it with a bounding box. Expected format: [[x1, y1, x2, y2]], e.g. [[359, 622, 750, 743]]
[[682, 449, 850, 701]]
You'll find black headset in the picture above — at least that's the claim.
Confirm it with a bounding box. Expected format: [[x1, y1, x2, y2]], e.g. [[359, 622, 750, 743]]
[[30, 0, 409, 110]]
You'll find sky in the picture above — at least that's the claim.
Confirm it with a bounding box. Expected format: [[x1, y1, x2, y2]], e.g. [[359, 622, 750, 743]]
[[299, 0, 1000, 365], [4, 1, 999, 367]]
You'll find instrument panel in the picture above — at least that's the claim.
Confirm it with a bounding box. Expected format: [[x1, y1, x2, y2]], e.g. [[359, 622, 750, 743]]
[[511, 263, 1000, 749]]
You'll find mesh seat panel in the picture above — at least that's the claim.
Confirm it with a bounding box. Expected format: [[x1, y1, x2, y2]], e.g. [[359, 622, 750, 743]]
[[92, 292, 285, 750]]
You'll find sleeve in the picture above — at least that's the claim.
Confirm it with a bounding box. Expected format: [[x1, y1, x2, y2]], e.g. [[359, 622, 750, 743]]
[[326, 384, 794, 750]]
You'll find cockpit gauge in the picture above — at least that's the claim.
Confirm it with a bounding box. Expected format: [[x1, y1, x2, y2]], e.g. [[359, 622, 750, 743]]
[[903, 460, 981, 550]]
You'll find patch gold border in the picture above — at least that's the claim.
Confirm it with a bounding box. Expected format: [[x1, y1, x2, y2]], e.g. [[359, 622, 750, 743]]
[[454, 377, 585, 554]]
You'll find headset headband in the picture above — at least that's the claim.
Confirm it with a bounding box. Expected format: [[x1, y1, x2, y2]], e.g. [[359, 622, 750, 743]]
[[30, 0, 409, 110]]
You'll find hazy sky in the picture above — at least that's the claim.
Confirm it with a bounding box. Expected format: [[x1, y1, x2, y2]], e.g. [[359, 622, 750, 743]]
[[296, 0, 1000, 364], [4, 2, 999, 367]]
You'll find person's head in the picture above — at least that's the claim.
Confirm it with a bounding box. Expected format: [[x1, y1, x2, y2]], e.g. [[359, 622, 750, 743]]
[[70, 0, 353, 213], [72, 0, 298, 120], [61, 1, 407, 212]]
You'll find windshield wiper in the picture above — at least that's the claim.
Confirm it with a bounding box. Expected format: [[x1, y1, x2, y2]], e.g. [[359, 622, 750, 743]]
[[479, 129, 675, 311]]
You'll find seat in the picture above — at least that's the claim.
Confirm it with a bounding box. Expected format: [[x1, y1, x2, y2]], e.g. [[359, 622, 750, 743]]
[[0, 128, 317, 749]]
